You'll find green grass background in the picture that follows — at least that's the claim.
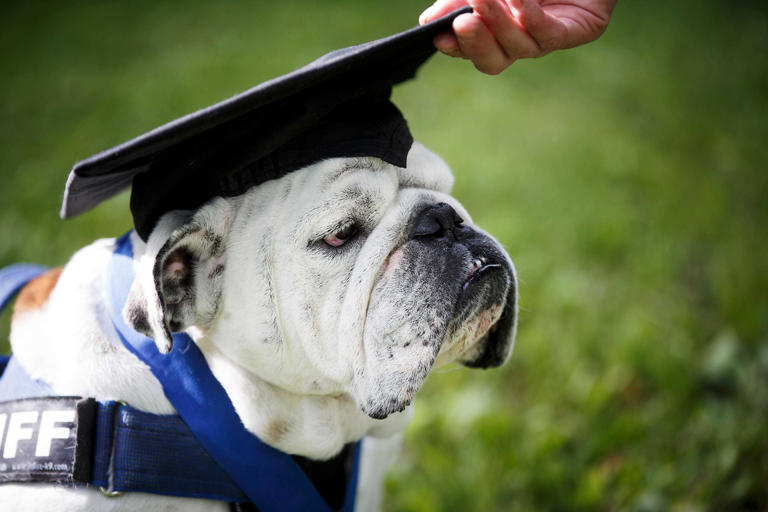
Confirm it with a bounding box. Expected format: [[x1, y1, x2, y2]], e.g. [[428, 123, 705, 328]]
[[1, 1, 767, 510]]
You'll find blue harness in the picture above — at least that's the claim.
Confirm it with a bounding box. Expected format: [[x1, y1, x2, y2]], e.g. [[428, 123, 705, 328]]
[[0, 234, 360, 511]]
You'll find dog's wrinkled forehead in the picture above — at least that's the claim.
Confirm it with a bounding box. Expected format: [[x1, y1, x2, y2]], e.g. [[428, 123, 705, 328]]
[[284, 144, 454, 239], [336, 146, 447, 192], [317, 144, 452, 195]]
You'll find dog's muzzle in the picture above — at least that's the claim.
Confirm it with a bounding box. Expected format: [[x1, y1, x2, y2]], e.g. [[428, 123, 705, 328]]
[[409, 202, 516, 368]]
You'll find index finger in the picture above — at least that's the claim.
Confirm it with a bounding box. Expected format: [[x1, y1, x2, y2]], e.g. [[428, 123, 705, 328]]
[[471, 0, 543, 58]]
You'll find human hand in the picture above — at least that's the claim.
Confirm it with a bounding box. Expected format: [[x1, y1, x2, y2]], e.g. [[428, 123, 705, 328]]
[[419, 0, 616, 74]]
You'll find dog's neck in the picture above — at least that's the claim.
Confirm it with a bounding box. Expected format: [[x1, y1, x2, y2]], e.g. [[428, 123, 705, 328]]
[[9, 237, 409, 461], [195, 334, 410, 459]]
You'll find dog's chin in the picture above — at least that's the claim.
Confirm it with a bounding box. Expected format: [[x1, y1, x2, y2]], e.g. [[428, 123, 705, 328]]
[[458, 302, 516, 369]]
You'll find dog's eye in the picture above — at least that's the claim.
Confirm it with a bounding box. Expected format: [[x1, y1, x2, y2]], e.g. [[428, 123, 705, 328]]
[[324, 224, 358, 247]]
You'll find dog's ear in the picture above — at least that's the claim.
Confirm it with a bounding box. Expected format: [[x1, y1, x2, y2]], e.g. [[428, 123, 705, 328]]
[[124, 199, 234, 353]]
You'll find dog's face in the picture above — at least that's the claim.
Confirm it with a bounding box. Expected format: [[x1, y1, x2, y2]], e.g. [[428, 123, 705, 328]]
[[126, 143, 516, 420]]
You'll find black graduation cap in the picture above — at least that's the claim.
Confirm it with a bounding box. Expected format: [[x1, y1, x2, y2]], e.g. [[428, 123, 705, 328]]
[[61, 7, 471, 240]]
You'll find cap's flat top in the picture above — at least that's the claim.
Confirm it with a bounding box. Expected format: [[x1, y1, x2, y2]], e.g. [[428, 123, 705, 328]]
[[61, 7, 471, 225]]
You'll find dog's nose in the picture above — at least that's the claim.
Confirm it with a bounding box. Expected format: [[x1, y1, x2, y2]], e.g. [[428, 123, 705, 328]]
[[410, 202, 464, 240]]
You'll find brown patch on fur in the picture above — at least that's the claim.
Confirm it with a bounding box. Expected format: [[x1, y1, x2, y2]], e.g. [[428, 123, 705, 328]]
[[12, 267, 63, 320], [266, 418, 290, 443]]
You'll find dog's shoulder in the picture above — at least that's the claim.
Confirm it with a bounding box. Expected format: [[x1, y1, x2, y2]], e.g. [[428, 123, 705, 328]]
[[8, 236, 174, 414], [10, 237, 115, 331]]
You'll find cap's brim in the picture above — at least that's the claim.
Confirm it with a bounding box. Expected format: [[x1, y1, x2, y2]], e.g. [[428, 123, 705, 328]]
[[60, 7, 471, 220]]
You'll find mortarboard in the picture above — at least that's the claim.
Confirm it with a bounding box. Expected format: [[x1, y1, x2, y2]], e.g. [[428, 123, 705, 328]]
[[61, 7, 472, 240]]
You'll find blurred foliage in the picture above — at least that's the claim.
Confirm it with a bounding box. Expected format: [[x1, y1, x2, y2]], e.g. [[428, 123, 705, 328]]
[[1, 0, 767, 510]]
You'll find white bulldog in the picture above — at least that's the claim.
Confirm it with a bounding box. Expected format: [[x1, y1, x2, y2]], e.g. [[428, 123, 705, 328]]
[[1, 142, 517, 510]]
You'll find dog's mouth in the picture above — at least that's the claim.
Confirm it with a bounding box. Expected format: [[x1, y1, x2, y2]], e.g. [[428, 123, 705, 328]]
[[460, 251, 507, 300], [463, 255, 503, 288], [438, 252, 515, 369]]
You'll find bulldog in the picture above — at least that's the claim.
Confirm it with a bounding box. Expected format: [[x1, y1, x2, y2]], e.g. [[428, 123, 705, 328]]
[[0, 142, 516, 510]]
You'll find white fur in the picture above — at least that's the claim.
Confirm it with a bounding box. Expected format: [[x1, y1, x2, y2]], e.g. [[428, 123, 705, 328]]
[[2, 143, 515, 510]]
